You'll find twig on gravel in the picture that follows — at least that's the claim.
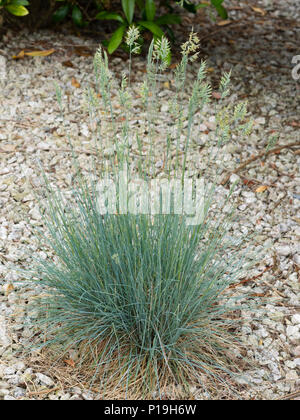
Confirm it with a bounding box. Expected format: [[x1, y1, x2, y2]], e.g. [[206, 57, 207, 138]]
[[229, 265, 274, 289], [221, 141, 300, 185], [275, 390, 300, 400], [26, 386, 61, 397]]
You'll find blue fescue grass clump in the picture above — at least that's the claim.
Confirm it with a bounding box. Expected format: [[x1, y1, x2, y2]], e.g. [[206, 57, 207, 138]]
[[26, 30, 259, 398], [29, 179, 250, 398]]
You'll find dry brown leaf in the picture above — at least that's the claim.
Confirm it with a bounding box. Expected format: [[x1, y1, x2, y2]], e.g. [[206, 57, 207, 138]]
[[13, 49, 55, 59], [12, 50, 25, 59], [62, 60, 75, 68], [290, 121, 300, 127], [71, 77, 81, 88], [64, 359, 76, 368], [251, 6, 267, 16], [24, 49, 55, 57], [4, 284, 14, 296], [243, 179, 255, 187], [256, 185, 268, 193], [212, 91, 221, 99], [217, 20, 232, 26], [74, 46, 93, 57]]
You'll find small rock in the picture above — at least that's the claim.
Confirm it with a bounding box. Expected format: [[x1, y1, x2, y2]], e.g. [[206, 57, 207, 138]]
[[293, 254, 300, 265], [276, 245, 291, 257], [199, 123, 208, 132], [230, 174, 241, 184], [3, 395, 16, 400], [292, 346, 300, 357], [285, 370, 299, 382], [4, 366, 16, 376], [291, 314, 300, 325], [35, 373, 55, 387], [286, 325, 300, 341], [279, 223, 288, 233], [37, 141, 51, 150], [255, 117, 266, 125]]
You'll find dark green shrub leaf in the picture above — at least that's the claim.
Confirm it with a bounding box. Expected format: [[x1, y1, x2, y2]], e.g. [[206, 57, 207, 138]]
[[145, 0, 156, 21], [181, 1, 197, 13], [52, 4, 70, 23], [211, 0, 224, 6], [107, 24, 127, 54], [72, 5, 84, 26], [138, 21, 164, 37], [155, 14, 181, 26], [121, 0, 135, 24], [95, 11, 125, 23], [214, 4, 228, 19], [195, 3, 210, 9], [9, 0, 29, 5]]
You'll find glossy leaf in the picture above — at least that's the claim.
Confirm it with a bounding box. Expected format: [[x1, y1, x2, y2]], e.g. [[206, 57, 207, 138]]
[[122, 0, 135, 24], [145, 0, 156, 21], [155, 14, 181, 26], [107, 25, 127, 54], [72, 5, 84, 26], [138, 21, 164, 37], [52, 4, 70, 23], [95, 11, 125, 23], [5, 4, 28, 16]]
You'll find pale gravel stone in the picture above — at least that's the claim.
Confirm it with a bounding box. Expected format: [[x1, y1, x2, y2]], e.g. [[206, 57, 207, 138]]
[[35, 373, 55, 387], [291, 314, 300, 325], [276, 245, 291, 257]]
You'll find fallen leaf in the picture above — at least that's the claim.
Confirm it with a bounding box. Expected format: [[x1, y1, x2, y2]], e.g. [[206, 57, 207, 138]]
[[256, 185, 268, 193], [4, 283, 14, 296], [62, 60, 75, 68], [212, 91, 221, 99], [207, 67, 214, 72], [12, 49, 55, 59], [163, 81, 170, 89], [64, 359, 76, 368], [12, 50, 25, 59], [243, 179, 255, 187], [251, 6, 266, 16], [24, 49, 55, 57], [71, 77, 81, 88], [217, 20, 232, 26], [74, 46, 93, 57], [290, 121, 300, 127]]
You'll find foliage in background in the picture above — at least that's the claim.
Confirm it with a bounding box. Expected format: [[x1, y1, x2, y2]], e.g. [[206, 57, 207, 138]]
[[179, 0, 228, 19], [23, 29, 260, 398], [1, 1, 229, 52], [0, 0, 29, 16]]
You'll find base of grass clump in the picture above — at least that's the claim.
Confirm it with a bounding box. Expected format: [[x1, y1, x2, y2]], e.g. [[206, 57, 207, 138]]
[[26, 310, 250, 400]]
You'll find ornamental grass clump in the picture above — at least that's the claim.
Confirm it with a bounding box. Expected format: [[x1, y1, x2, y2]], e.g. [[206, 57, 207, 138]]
[[27, 30, 259, 399]]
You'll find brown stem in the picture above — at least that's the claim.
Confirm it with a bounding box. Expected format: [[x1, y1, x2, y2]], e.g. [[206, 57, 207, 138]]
[[221, 141, 300, 185]]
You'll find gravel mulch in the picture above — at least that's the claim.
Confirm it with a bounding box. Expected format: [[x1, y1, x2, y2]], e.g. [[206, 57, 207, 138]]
[[0, 0, 299, 400]]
